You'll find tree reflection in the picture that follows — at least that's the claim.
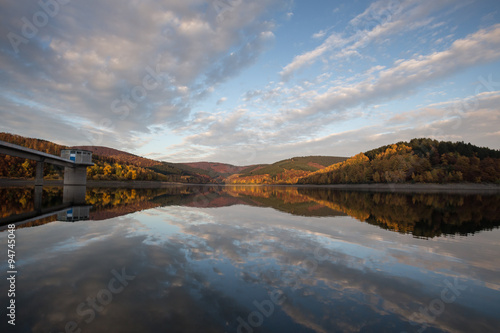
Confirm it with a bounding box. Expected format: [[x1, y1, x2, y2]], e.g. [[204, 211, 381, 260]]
[[2, 185, 499, 237], [0, 187, 63, 218], [298, 188, 500, 238]]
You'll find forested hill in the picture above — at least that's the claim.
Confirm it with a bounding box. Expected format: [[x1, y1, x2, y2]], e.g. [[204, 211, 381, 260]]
[[0, 133, 205, 182], [298, 138, 500, 185], [0, 133, 67, 180], [0, 132, 65, 155], [1, 133, 499, 184], [226, 156, 348, 184], [72, 146, 161, 168]]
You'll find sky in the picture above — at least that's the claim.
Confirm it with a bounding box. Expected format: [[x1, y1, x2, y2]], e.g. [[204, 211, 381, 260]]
[[1, 0, 500, 165]]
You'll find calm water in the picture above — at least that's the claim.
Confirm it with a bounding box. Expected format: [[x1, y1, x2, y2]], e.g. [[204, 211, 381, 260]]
[[1, 185, 499, 333]]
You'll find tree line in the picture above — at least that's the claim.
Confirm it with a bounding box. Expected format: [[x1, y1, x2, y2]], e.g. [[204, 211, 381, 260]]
[[298, 138, 500, 184]]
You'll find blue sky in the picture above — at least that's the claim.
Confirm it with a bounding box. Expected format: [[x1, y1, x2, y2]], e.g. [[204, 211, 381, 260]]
[[1, 0, 499, 165]]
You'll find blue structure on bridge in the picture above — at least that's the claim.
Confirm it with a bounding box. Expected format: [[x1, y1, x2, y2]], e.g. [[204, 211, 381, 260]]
[[60, 149, 93, 185]]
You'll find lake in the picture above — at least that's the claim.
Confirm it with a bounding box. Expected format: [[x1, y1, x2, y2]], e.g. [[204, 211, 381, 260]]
[[1, 185, 499, 333]]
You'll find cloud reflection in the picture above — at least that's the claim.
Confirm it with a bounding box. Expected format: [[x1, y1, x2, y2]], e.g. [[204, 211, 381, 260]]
[[2, 197, 499, 332]]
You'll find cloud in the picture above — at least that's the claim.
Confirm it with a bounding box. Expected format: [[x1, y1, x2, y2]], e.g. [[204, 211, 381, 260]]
[[0, 0, 288, 149], [156, 18, 500, 164], [163, 88, 500, 164], [280, 32, 347, 80], [1, 0, 499, 164], [297, 91, 500, 157], [216, 97, 227, 105], [280, 0, 454, 79], [312, 30, 327, 39], [294, 23, 500, 118]]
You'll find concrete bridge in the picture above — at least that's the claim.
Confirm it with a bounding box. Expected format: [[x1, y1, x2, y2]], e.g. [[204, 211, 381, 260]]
[[0, 140, 93, 186]]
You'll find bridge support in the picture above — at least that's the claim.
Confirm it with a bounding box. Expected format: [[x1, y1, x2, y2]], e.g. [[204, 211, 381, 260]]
[[64, 166, 88, 186], [63, 186, 87, 205], [34, 185, 43, 211], [35, 161, 44, 186]]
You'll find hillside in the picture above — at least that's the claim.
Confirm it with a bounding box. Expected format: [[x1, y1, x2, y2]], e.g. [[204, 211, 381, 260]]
[[3, 133, 499, 185], [73, 146, 216, 183], [0, 133, 68, 180], [72, 146, 161, 168], [1, 133, 243, 183], [0, 132, 349, 184], [226, 156, 348, 184], [176, 162, 263, 183], [71, 146, 213, 183], [182, 162, 256, 176], [72, 146, 263, 183], [0, 133, 196, 182], [298, 138, 500, 185]]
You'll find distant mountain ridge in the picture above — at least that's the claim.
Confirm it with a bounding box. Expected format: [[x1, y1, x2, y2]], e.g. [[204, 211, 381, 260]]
[[71, 146, 259, 181], [72, 143, 350, 183], [226, 156, 349, 184], [181, 162, 254, 175]]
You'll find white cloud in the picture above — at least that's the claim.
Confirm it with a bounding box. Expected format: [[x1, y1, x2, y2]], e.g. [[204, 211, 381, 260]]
[[312, 30, 327, 39], [281, 32, 347, 80], [280, 0, 454, 80], [1, 0, 498, 164], [216, 97, 228, 105], [294, 24, 500, 118], [0, 0, 288, 149], [166, 88, 500, 164]]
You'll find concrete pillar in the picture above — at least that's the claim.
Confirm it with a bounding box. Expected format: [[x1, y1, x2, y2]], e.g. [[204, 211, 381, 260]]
[[63, 185, 87, 205], [35, 161, 44, 186], [34, 185, 43, 212], [64, 166, 88, 186]]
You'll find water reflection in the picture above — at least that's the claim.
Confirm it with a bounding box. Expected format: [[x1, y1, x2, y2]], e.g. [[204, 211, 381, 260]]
[[57, 206, 91, 222], [297, 188, 500, 238], [0, 186, 89, 228], [2, 185, 499, 238], [0, 187, 64, 219], [0, 186, 499, 332]]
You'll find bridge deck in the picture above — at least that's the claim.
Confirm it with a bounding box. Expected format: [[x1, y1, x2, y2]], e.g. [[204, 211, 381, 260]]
[[0, 141, 93, 168]]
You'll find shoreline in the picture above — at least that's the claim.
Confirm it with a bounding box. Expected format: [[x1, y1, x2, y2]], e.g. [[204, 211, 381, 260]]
[[292, 183, 500, 193], [0, 179, 499, 193]]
